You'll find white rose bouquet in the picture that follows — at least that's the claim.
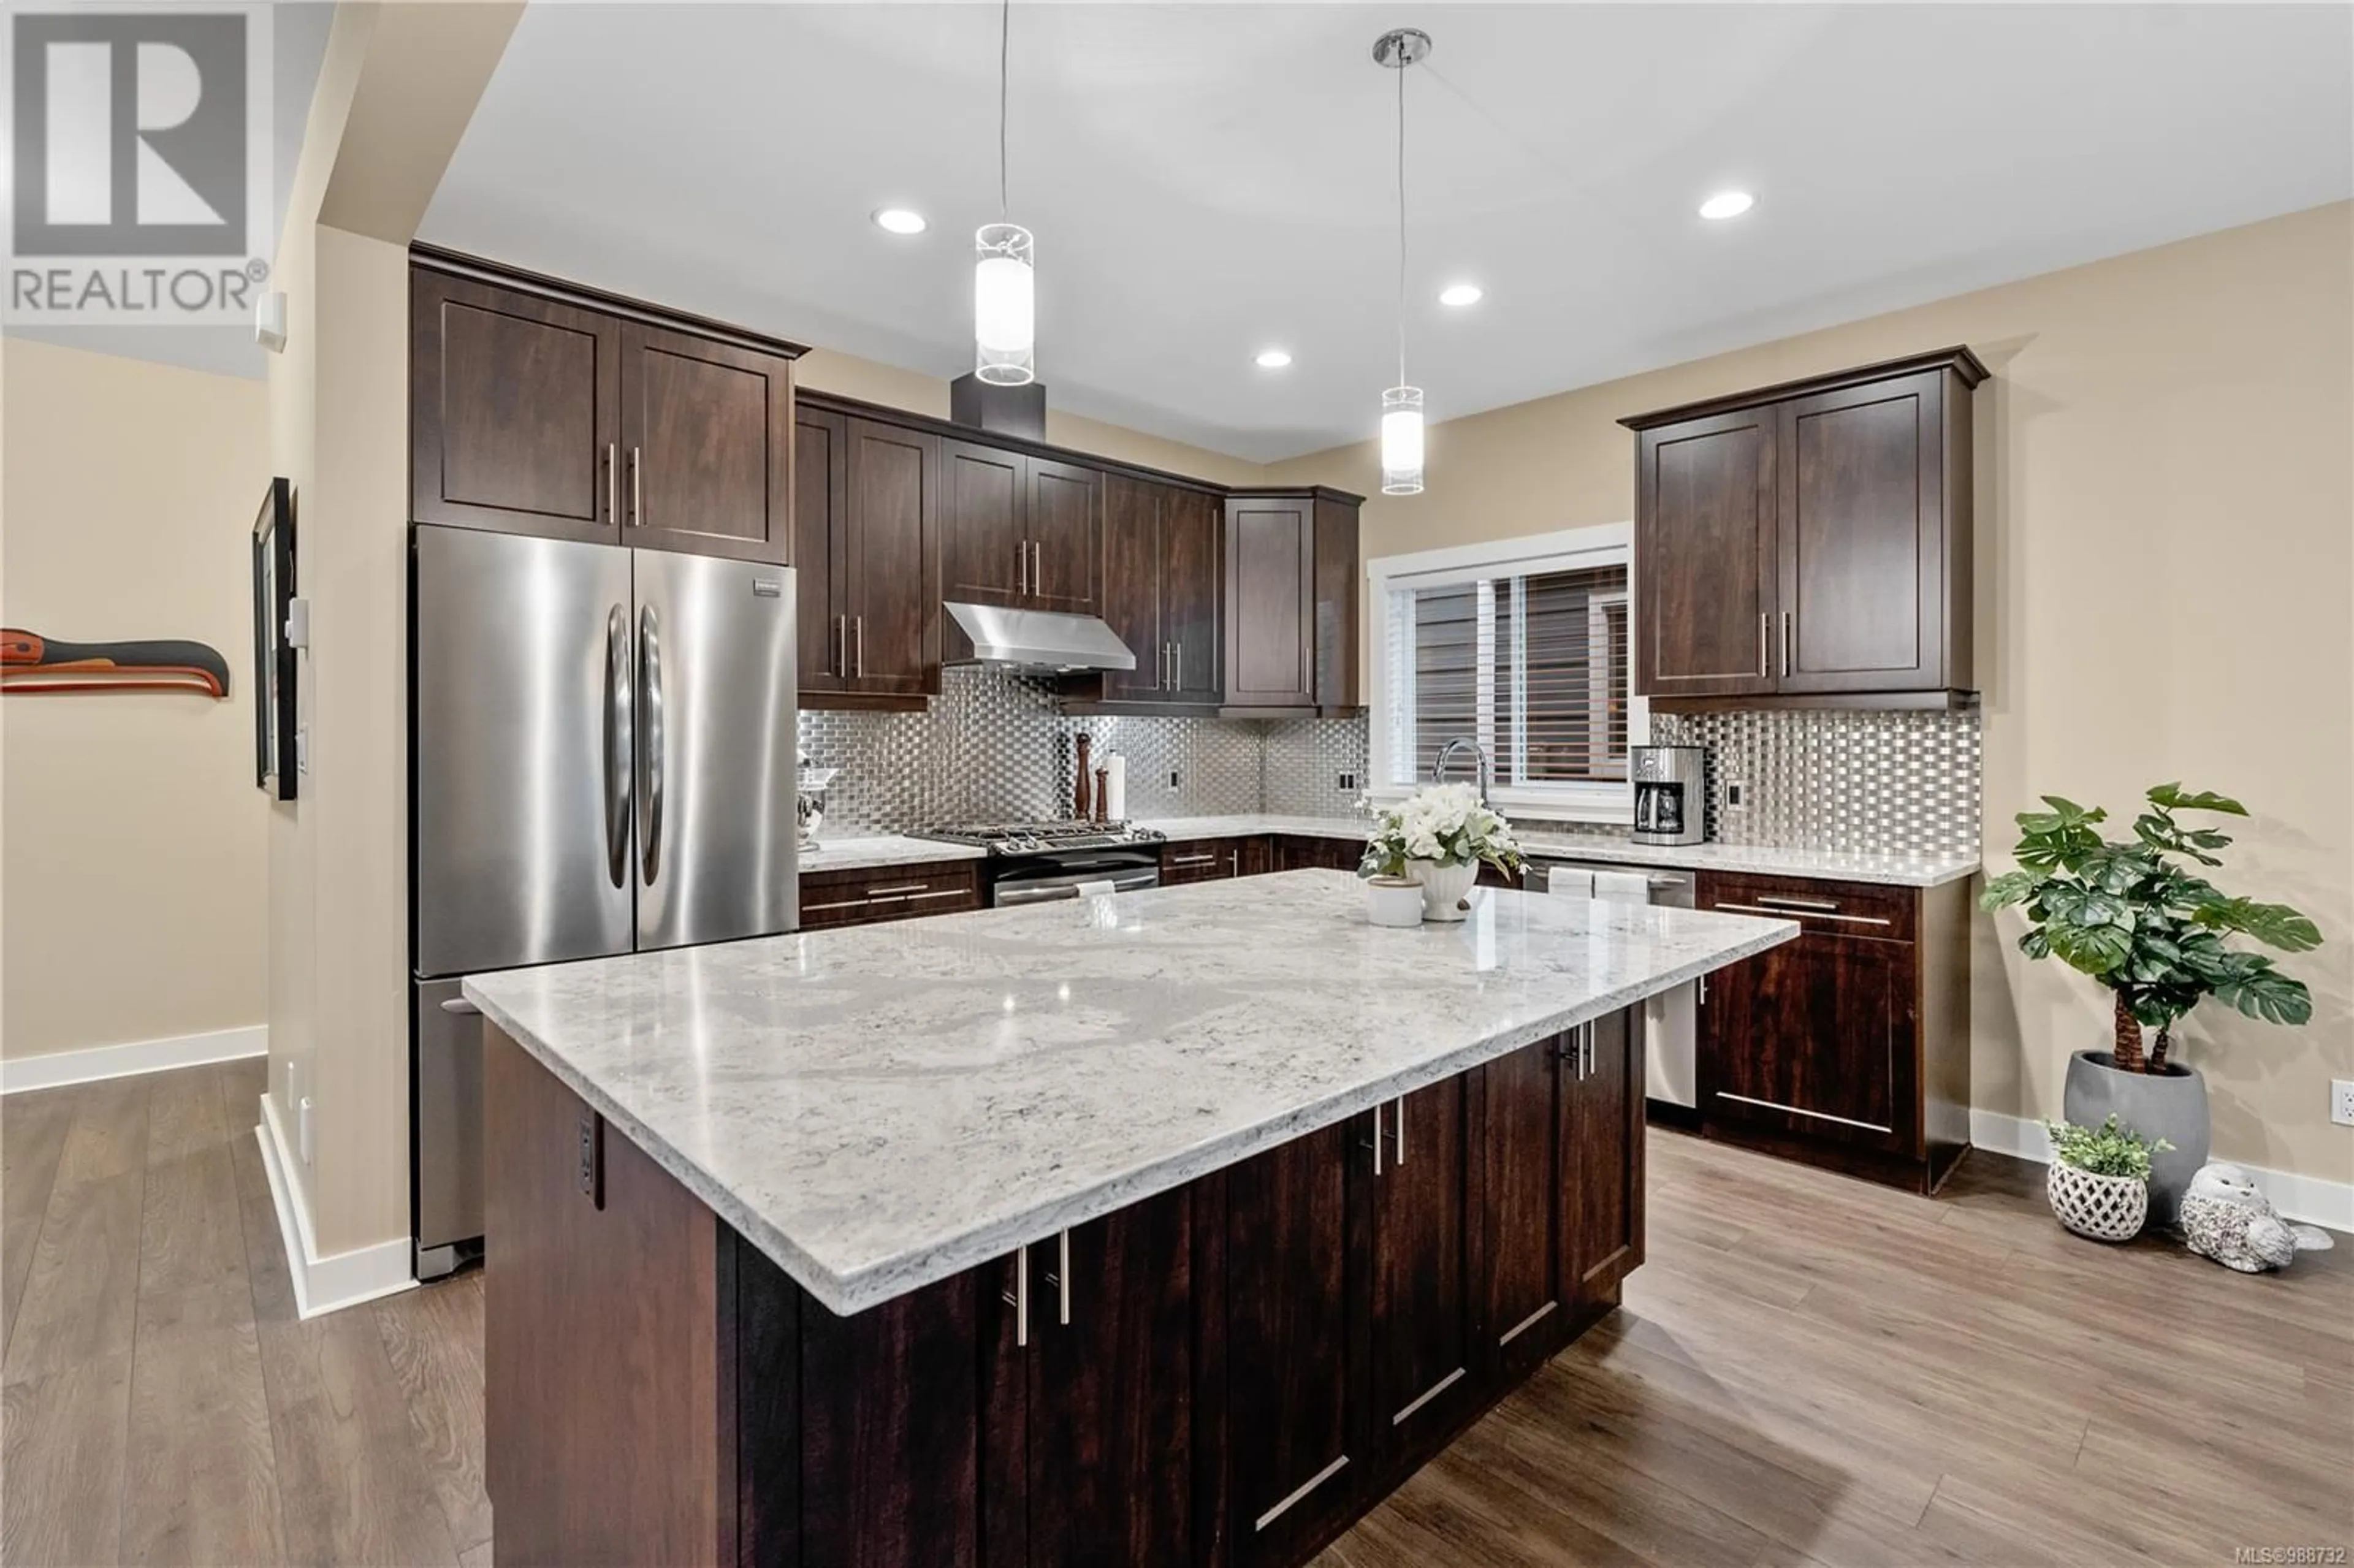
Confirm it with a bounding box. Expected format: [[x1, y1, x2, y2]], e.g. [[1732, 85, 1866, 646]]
[[1360, 783, 1524, 881]]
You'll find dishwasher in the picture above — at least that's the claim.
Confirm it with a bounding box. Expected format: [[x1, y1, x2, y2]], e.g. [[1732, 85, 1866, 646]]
[[1526, 855, 1699, 1111]]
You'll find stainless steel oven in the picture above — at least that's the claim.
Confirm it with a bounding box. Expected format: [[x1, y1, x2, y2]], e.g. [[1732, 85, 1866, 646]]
[[990, 847, 1160, 907]]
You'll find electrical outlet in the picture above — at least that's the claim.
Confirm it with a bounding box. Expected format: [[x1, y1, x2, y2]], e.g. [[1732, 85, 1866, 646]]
[[2333, 1079, 2354, 1128], [1339, 771, 1358, 792], [1724, 780, 1748, 810], [1167, 769, 1180, 789]]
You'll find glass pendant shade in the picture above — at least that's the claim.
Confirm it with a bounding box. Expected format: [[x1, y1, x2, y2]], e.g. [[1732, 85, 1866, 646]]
[[974, 222, 1035, 386], [1380, 386, 1425, 495]]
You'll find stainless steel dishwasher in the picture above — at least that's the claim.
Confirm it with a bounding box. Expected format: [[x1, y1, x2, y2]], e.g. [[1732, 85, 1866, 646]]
[[1525, 856, 1699, 1110]]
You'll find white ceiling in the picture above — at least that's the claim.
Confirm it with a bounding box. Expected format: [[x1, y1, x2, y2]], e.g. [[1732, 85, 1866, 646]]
[[415, 4, 2349, 462]]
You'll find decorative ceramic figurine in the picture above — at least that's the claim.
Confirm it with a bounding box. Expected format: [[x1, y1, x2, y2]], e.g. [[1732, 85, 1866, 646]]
[[2177, 1162, 2333, 1273]]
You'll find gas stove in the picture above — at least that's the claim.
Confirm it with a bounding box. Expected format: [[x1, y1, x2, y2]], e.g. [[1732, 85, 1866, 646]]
[[912, 820, 1167, 857]]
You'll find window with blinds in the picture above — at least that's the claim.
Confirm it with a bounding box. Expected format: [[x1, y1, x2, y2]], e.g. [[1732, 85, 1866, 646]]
[[1382, 563, 1630, 791]]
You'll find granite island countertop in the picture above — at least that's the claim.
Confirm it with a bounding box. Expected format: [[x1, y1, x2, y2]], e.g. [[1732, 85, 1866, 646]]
[[796, 834, 987, 873], [465, 871, 1794, 1315]]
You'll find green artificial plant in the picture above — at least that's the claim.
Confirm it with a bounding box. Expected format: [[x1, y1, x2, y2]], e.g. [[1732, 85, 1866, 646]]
[[2042, 1115, 2173, 1181], [1981, 784, 2320, 1073]]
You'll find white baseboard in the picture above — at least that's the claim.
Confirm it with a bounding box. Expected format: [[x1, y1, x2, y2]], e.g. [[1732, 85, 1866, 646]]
[[1, 1024, 267, 1095], [1970, 1109, 2353, 1234], [255, 1091, 414, 1319]]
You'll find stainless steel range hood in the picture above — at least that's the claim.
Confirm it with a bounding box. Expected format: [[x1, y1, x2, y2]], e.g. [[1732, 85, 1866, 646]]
[[942, 601, 1137, 672]]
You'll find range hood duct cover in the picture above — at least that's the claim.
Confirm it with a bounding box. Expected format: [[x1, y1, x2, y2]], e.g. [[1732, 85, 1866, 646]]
[[943, 601, 1136, 672]]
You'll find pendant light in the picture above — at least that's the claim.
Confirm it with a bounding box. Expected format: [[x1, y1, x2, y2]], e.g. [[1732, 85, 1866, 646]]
[[975, 0, 1035, 385], [1373, 28, 1430, 496]]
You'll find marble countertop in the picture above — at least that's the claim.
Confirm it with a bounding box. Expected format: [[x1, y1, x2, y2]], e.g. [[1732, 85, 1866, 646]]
[[798, 835, 986, 873], [1132, 813, 1976, 889], [465, 872, 1794, 1316]]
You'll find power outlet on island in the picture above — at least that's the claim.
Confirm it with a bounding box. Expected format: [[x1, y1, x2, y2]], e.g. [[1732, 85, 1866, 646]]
[[1339, 771, 1358, 793], [2332, 1079, 2354, 1128]]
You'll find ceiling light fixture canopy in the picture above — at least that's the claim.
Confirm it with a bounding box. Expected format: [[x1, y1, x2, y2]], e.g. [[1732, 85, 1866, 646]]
[[1699, 189, 1755, 221], [1255, 348, 1293, 369], [1373, 26, 1431, 497], [1438, 281, 1482, 307], [975, 0, 1035, 385], [873, 207, 928, 235]]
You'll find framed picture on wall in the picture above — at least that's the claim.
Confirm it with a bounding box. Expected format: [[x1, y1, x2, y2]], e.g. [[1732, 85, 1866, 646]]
[[253, 476, 296, 799]]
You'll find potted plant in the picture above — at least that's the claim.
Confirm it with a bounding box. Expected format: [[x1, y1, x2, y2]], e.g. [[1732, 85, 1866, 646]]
[[1982, 783, 2319, 1224], [2042, 1116, 2173, 1242], [1361, 783, 1523, 923]]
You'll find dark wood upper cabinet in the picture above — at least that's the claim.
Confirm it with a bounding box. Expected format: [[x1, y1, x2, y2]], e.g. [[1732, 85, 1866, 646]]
[[1365, 1076, 1477, 1472], [793, 406, 849, 695], [1632, 406, 1778, 699], [986, 1189, 1198, 1568], [1224, 490, 1362, 714], [1224, 1119, 1365, 1567], [941, 438, 1029, 607], [1026, 457, 1102, 615], [618, 322, 792, 563], [1095, 478, 1223, 706], [1624, 347, 1983, 706], [844, 418, 940, 695], [1224, 496, 1315, 709], [411, 268, 620, 542]]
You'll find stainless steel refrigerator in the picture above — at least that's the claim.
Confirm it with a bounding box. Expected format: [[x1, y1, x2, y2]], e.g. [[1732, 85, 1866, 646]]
[[409, 525, 797, 1278]]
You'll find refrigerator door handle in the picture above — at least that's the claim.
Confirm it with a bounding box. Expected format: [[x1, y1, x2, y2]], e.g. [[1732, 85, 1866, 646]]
[[638, 604, 666, 886], [604, 604, 634, 889]]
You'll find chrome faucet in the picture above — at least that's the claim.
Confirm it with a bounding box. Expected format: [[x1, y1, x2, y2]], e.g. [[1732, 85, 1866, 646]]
[[1433, 736, 1494, 805]]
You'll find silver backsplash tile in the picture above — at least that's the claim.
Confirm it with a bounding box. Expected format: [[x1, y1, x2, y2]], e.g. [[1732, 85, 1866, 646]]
[[798, 667, 1260, 834], [1648, 707, 1981, 856], [802, 674, 1975, 856]]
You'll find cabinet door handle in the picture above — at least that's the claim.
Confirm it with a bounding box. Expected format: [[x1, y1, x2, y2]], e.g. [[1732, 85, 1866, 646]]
[[628, 446, 642, 527], [1057, 1228, 1071, 1325], [1017, 540, 1029, 595], [1698, 973, 1708, 1005], [1002, 1246, 1029, 1347], [1394, 1095, 1406, 1166], [855, 615, 865, 677], [1586, 1024, 1596, 1078], [606, 442, 618, 522], [1369, 1101, 1385, 1176], [1031, 541, 1043, 598], [1173, 640, 1183, 691], [1781, 610, 1794, 677], [1758, 612, 1769, 678]]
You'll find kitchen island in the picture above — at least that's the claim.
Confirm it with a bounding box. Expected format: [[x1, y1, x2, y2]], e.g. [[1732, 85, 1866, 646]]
[[468, 870, 1794, 1568]]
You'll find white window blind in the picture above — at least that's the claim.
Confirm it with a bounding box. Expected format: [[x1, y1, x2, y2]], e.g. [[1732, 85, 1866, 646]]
[[1383, 563, 1629, 792]]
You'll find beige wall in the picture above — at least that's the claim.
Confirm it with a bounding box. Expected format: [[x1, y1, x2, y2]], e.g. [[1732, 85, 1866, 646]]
[[796, 348, 1271, 488], [0, 340, 272, 1060], [1273, 202, 2354, 1188]]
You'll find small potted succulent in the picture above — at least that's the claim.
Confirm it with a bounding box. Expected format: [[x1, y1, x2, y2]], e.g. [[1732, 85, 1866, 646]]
[[1982, 783, 2319, 1224], [1360, 783, 1523, 923], [2042, 1116, 2173, 1242]]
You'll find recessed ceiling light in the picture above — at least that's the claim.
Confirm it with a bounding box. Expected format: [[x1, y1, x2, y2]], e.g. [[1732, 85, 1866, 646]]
[[871, 207, 928, 235], [1698, 191, 1754, 221], [1254, 348, 1293, 369], [1438, 282, 1482, 307]]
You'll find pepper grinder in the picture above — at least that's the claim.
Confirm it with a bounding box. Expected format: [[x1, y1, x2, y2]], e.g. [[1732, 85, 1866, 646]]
[[1093, 767, 1111, 824], [1073, 733, 1093, 820]]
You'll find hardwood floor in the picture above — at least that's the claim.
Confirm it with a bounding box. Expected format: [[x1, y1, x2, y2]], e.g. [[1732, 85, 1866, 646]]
[[5, 1062, 2347, 1566]]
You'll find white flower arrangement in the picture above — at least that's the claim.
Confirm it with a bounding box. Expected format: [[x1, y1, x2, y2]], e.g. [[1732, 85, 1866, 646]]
[[1360, 783, 1524, 881]]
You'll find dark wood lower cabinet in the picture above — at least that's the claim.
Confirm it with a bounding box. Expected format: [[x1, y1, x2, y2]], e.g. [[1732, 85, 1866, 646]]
[[484, 1008, 1645, 1568]]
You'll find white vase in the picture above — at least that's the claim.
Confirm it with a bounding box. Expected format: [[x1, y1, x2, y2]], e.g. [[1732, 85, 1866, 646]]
[[2046, 1162, 2149, 1243], [1411, 859, 1479, 922], [1364, 875, 1425, 928]]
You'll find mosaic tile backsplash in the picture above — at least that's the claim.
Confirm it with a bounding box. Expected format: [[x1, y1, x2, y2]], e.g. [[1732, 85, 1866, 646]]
[[798, 668, 1977, 859], [1647, 707, 1982, 857]]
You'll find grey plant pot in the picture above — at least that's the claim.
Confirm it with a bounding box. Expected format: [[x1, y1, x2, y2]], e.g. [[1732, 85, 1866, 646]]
[[2061, 1049, 2210, 1227]]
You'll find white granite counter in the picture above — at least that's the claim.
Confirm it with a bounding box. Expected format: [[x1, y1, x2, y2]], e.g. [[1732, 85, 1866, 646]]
[[1133, 813, 1976, 889], [465, 872, 1794, 1315], [798, 835, 986, 873]]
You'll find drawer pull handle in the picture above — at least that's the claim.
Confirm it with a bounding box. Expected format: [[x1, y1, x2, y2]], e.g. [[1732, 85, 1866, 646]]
[[1169, 853, 1218, 866], [1712, 900, 1891, 928], [1755, 894, 1839, 912], [864, 883, 931, 896], [1716, 1090, 1894, 1135], [904, 888, 972, 902], [802, 896, 873, 913]]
